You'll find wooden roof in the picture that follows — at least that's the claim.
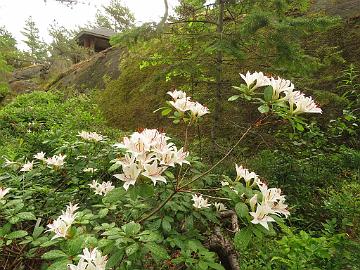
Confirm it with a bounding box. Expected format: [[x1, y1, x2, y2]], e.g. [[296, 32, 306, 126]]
[[76, 27, 116, 40]]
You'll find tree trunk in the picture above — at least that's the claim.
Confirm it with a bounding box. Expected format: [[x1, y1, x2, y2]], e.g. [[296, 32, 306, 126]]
[[211, 0, 225, 153]]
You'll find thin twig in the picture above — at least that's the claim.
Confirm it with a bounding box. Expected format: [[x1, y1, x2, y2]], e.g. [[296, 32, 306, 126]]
[[179, 123, 254, 189]]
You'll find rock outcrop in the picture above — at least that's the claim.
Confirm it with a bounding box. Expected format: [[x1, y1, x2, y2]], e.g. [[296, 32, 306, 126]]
[[6, 64, 49, 99], [313, 0, 360, 19], [46, 47, 122, 92]]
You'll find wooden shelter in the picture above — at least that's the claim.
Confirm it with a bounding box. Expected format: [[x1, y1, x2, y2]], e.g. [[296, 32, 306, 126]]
[[76, 28, 116, 52]]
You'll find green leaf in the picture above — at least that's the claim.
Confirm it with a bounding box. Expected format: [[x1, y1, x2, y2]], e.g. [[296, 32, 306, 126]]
[[161, 108, 172, 116], [122, 222, 141, 236], [126, 242, 139, 256], [144, 242, 170, 260], [234, 228, 252, 250], [207, 262, 225, 270], [47, 259, 71, 270], [235, 202, 249, 219], [162, 219, 171, 232], [98, 208, 109, 218], [258, 104, 270, 114], [137, 183, 154, 198], [65, 236, 84, 256], [41, 250, 68, 260], [8, 216, 20, 224], [32, 222, 44, 239], [138, 230, 162, 242], [103, 188, 127, 204], [16, 212, 36, 221], [7, 230, 28, 239], [0, 223, 12, 237], [108, 163, 121, 173], [295, 122, 304, 131], [164, 171, 175, 179], [228, 95, 240, 101], [264, 86, 273, 102], [232, 85, 248, 93], [106, 249, 124, 268]]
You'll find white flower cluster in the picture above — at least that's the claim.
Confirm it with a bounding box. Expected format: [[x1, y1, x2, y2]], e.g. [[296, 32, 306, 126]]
[[45, 154, 67, 168], [192, 194, 211, 209], [3, 158, 17, 167], [214, 202, 227, 212], [240, 71, 322, 114], [233, 164, 290, 230], [68, 248, 107, 270], [0, 187, 10, 200], [249, 180, 290, 230], [77, 131, 106, 142], [167, 90, 210, 118], [113, 129, 189, 190], [235, 164, 259, 184], [18, 152, 67, 173], [89, 180, 115, 196], [20, 161, 34, 172], [192, 195, 227, 212], [83, 168, 98, 173], [47, 203, 79, 240]]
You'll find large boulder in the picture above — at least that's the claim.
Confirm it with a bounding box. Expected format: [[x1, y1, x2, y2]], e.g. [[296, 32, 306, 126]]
[[47, 47, 122, 92], [313, 0, 360, 18], [11, 64, 49, 81]]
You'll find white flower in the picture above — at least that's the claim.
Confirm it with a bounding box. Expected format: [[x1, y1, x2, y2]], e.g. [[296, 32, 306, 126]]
[[46, 154, 66, 167], [20, 161, 34, 172], [293, 95, 322, 114], [249, 194, 258, 211], [47, 202, 78, 240], [0, 187, 10, 200], [77, 131, 105, 142], [136, 152, 156, 169], [142, 160, 167, 185], [68, 258, 88, 270], [173, 147, 190, 166], [214, 202, 227, 212], [118, 133, 151, 156], [65, 202, 79, 216], [33, 152, 46, 161], [113, 129, 190, 189], [189, 102, 210, 118], [47, 218, 71, 240], [83, 167, 98, 173], [158, 148, 177, 167], [257, 181, 289, 218], [240, 71, 270, 92], [169, 97, 193, 112], [113, 163, 142, 190], [89, 180, 115, 196], [3, 158, 17, 167], [167, 89, 187, 100], [221, 181, 230, 186], [250, 203, 275, 230], [114, 154, 136, 167], [271, 200, 290, 218], [269, 77, 294, 100], [69, 248, 108, 270], [235, 164, 258, 183], [192, 194, 211, 209]]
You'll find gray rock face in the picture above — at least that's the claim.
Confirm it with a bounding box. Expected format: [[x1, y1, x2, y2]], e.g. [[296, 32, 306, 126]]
[[47, 47, 122, 92], [9, 80, 39, 94], [313, 0, 360, 18], [11, 64, 49, 82]]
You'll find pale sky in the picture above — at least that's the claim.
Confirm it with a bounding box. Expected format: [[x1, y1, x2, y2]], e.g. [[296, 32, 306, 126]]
[[0, 0, 179, 50]]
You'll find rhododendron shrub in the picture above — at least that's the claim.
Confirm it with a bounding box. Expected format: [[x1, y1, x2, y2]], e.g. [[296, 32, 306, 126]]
[[0, 72, 323, 269], [230, 71, 322, 131]]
